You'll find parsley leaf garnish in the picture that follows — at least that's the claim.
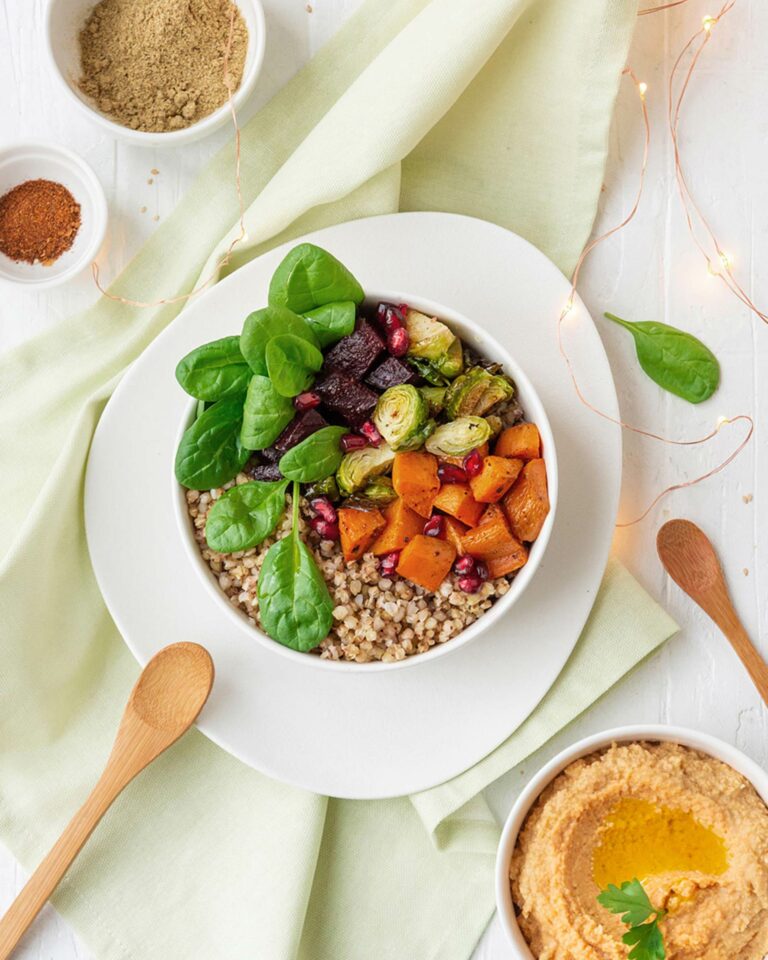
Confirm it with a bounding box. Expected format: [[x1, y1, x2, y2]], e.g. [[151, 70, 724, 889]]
[[597, 878, 667, 960]]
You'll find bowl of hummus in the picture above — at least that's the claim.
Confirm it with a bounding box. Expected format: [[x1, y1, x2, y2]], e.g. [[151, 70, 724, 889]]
[[495, 725, 768, 960]]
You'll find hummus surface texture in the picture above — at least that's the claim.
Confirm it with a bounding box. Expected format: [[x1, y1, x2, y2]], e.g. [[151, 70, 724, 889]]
[[510, 741, 768, 960]]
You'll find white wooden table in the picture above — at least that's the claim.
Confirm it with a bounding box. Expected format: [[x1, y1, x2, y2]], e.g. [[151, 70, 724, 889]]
[[1, 1, 765, 957]]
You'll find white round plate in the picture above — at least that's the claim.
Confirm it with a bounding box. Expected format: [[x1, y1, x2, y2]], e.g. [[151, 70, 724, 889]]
[[85, 213, 620, 799]]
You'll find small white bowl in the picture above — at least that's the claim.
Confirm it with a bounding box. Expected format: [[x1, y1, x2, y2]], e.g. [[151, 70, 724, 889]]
[[495, 724, 768, 958], [172, 290, 559, 672], [44, 0, 266, 147], [0, 141, 107, 288]]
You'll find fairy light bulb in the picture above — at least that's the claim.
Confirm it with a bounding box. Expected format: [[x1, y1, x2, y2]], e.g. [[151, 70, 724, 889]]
[[702, 15, 716, 32], [638, 81, 648, 99]]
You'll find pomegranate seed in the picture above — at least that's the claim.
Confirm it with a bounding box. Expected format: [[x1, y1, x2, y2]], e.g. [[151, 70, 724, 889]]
[[294, 391, 321, 411], [379, 551, 401, 577], [423, 515, 444, 538], [340, 433, 368, 452], [377, 302, 405, 333], [463, 449, 483, 478], [360, 420, 383, 447], [454, 555, 476, 576], [309, 496, 337, 524], [387, 327, 409, 357], [438, 463, 469, 484], [398, 302, 410, 315], [458, 575, 482, 594], [311, 517, 340, 541], [475, 561, 489, 582]]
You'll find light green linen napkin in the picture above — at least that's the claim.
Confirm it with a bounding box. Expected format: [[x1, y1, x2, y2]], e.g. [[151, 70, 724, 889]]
[[0, 1, 678, 959]]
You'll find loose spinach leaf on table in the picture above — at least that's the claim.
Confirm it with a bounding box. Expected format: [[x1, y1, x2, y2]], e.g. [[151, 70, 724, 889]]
[[205, 479, 289, 553], [303, 301, 356, 348], [268, 243, 364, 314], [266, 334, 324, 398], [257, 484, 333, 651], [604, 312, 720, 404], [175, 336, 251, 401], [240, 375, 296, 450], [278, 426, 347, 483], [175, 396, 250, 489], [240, 305, 319, 376]]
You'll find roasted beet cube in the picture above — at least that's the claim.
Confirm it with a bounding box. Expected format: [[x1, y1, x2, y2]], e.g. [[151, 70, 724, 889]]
[[314, 371, 378, 428], [245, 460, 284, 482], [273, 409, 328, 455], [323, 318, 384, 380], [365, 355, 419, 391]]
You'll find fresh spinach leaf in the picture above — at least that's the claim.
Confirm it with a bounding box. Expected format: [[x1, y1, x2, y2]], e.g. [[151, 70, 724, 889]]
[[268, 243, 364, 314], [175, 396, 250, 489], [205, 479, 289, 553], [175, 336, 251, 401], [278, 426, 347, 483], [257, 484, 333, 651], [240, 375, 295, 450], [303, 301, 356, 348], [240, 305, 319, 376], [604, 312, 720, 404], [265, 334, 324, 398]]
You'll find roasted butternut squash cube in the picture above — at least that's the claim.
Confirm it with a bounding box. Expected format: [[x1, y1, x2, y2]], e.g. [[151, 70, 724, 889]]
[[440, 516, 469, 555], [392, 451, 440, 518], [486, 539, 528, 577], [371, 498, 425, 556], [432, 483, 485, 527], [396, 535, 456, 592], [338, 507, 386, 562], [469, 455, 524, 503], [495, 423, 541, 460], [502, 458, 550, 542]]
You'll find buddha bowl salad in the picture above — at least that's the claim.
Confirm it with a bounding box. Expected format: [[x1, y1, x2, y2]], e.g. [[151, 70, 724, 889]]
[[176, 244, 550, 663]]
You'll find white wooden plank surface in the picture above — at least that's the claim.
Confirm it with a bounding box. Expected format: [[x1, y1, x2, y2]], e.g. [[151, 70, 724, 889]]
[[0, 2, 765, 958]]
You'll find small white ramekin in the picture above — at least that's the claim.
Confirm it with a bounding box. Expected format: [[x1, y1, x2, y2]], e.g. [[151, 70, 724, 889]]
[[44, 0, 266, 147], [495, 724, 768, 958], [172, 290, 559, 672], [0, 141, 107, 288]]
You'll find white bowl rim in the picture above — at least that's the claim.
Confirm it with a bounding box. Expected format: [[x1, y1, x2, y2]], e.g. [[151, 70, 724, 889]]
[[494, 723, 768, 959], [43, 0, 266, 146], [0, 139, 108, 289], [172, 288, 559, 672]]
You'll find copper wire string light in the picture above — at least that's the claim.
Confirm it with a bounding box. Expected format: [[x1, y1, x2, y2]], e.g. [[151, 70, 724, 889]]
[[557, 65, 753, 528]]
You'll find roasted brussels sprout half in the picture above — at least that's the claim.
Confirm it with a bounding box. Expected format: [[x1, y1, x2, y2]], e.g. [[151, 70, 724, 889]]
[[420, 386, 447, 416], [336, 443, 396, 496], [404, 310, 464, 383], [444, 367, 514, 419], [361, 475, 397, 504], [485, 414, 503, 438], [424, 416, 491, 458], [307, 475, 341, 502], [373, 385, 433, 451]]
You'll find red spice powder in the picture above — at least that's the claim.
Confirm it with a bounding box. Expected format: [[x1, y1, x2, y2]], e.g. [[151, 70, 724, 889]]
[[0, 179, 82, 265]]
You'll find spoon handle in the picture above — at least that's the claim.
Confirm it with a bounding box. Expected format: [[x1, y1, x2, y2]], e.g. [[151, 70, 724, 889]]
[[718, 612, 768, 707], [0, 712, 178, 959], [0, 771, 123, 960]]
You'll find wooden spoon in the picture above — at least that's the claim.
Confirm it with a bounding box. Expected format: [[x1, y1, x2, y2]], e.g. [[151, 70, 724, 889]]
[[657, 519, 768, 705], [0, 642, 214, 960]]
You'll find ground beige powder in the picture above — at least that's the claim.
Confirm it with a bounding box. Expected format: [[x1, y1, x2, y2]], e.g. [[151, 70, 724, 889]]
[[78, 0, 248, 133]]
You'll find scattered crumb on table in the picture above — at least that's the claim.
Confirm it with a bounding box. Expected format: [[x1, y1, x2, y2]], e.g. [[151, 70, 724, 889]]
[[140, 206, 147, 213], [147, 178, 154, 185], [152, 214, 160, 221], [743, 493, 753, 504], [150, 168, 159, 176]]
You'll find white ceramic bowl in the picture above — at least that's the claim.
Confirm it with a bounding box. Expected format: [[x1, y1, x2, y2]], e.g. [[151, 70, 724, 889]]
[[495, 724, 768, 958], [172, 290, 558, 671], [44, 0, 266, 147], [0, 141, 107, 288]]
